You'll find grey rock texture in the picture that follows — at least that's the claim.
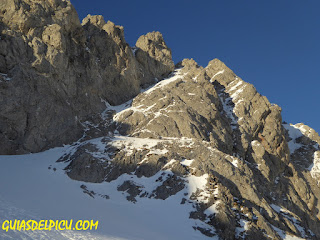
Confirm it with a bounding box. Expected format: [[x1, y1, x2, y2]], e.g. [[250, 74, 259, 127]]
[[117, 180, 142, 202], [206, 59, 290, 181], [0, 0, 174, 154], [2, 1, 320, 239], [135, 31, 175, 86], [59, 57, 320, 239], [116, 59, 233, 154]]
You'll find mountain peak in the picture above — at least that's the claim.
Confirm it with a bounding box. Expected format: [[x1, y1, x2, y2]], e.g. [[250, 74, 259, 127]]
[[1, 1, 320, 239]]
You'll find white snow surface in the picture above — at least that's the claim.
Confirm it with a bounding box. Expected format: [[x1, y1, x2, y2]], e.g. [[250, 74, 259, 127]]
[[229, 156, 239, 168], [283, 123, 320, 183], [144, 68, 184, 95], [204, 201, 220, 216], [283, 123, 304, 153], [271, 225, 305, 240], [209, 70, 225, 82], [0, 139, 217, 240], [308, 151, 320, 185], [218, 95, 238, 129], [217, 77, 247, 130], [235, 219, 249, 239], [108, 135, 168, 156], [186, 174, 211, 203], [270, 204, 310, 239], [227, 78, 246, 100], [180, 159, 194, 167]]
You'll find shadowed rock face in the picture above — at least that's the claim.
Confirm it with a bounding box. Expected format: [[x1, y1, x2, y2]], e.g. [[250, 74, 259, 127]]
[[205, 59, 290, 179], [2, 1, 320, 240], [115, 58, 289, 181], [0, 0, 174, 154], [69, 58, 318, 239], [135, 31, 175, 86]]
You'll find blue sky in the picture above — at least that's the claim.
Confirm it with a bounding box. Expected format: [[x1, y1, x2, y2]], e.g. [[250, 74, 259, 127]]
[[72, 0, 320, 133]]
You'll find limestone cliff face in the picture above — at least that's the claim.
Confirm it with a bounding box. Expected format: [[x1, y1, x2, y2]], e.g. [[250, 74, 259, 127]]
[[59, 57, 320, 239], [0, 0, 174, 154], [116, 58, 290, 182], [135, 31, 175, 86], [205, 59, 290, 181], [1, 1, 320, 239], [108, 59, 320, 239]]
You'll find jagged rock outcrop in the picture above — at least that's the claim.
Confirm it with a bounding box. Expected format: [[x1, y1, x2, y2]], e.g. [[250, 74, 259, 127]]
[[1, 1, 320, 239], [206, 59, 290, 180], [0, 0, 174, 154], [115, 58, 290, 181], [115, 58, 233, 154], [59, 56, 320, 239], [135, 31, 175, 86]]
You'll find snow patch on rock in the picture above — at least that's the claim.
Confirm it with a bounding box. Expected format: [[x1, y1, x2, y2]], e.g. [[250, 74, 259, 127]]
[[308, 151, 320, 185], [283, 123, 304, 153]]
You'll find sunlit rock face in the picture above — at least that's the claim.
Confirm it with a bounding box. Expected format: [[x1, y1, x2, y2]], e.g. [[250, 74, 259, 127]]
[[1, 1, 320, 240], [55, 58, 320, 239]]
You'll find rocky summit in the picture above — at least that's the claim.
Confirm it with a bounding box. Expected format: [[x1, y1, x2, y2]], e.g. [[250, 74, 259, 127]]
[[0, 1, 320, 240]]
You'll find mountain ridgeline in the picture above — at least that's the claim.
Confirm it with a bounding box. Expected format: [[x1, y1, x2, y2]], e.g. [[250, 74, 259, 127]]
[[1, 0, 320, 239], [0, 0, 174, 154]]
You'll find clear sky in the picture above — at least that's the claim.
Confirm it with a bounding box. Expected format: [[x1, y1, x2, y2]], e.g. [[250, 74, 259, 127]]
[[71, 0, 320, 133]]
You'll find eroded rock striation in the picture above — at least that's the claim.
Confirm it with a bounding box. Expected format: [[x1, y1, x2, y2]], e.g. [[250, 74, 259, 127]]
[[1, 0, 320, 239]]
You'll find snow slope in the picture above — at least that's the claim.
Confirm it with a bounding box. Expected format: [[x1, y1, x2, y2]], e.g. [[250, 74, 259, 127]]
[[0, 143, 216, 240]]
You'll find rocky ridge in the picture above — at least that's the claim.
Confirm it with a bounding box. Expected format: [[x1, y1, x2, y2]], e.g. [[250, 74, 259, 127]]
[[0, 0, 173, 154], [58, 58, 320, 239], [1, 0, 320, 239]]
